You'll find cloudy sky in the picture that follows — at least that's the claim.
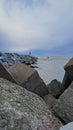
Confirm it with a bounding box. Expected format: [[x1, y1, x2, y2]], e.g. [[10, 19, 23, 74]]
[[0, 0, 73, 55]]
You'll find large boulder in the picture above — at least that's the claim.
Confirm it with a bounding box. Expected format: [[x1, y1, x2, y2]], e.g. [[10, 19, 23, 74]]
[[0, 62, 48, 98], [62, 72, 71, 91], [64, 57, 73, 71], [8, 62, 49, 98], [0, 51, 2, 56], [0, 63, 16, 83], [62, 57, 73, 90], [0, 78, 62, 130], [44, 94, 57, 113], [47, 79, 62, 98], [54, 81, 73, 123]]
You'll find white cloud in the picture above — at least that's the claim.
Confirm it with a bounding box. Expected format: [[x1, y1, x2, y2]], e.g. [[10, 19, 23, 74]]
[[0, 0, 73, 52]]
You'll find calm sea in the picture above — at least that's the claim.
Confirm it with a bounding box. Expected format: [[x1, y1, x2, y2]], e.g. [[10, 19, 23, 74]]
[[35, 56, 71, 85]]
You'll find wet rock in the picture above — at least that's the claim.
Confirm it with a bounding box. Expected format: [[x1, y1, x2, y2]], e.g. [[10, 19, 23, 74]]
[[54, 81, 73, 123], [30, 65, 38, 68], [8, 62, 49, 98], [47, 79, 62, 98], [0, 52, 38, 68], [22, 55, 37, 65], [0, 78, 62, 130]]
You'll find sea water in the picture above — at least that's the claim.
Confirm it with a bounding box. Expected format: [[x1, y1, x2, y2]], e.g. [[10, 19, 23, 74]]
[[59, 122, 73, 130], [35, 56, 71, 85]]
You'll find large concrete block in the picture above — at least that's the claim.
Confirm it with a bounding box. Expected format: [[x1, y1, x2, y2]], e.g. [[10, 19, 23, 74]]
[[0, 78, 62, 130], [54, 82, 73, 123], [0, 63, 16, 83], [8, 62, 49, 97], [64, 57, 73, 81], [62, 57, 73, 91]]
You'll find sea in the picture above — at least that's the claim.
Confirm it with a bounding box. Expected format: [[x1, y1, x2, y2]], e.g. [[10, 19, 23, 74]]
[[35, 56, 71, 85], [59, 122, 73, 130]]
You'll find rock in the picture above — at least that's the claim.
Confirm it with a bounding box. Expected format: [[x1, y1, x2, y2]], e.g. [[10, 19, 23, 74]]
[[62, 72, 71, 91], [64, 57, 73, 70], [30, 65, 38, 68], [62, 57, 73, 90], [47, 79, 62, 98], [44, 94, 57, 113], [8, 62, 49, 98], [30, 56, 38, 64], [0, 51, 2, 56], [0, 52, 38, 67], [22, 55, 38, 65], [0, 78, 62, 130], [0, 62, 48, 98], [0, 63, 16, 83], [0, 53, 17, 67], [54, 81, 73, 123]]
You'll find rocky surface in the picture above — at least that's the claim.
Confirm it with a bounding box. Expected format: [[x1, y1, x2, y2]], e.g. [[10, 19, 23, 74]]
[[8, 62, 49, 98], [54, 81, 73, 123], [47, 79, 62, 98], [0, 52, 37, 68], [0, 63, 16, 83], [64, 57, 73, 69], [0, 54, 73, 129], [0, 51, 2, 56], [62, 72, 71, 92], [62, 57, 73, 90], [0, 62, 49, 98], [0, 78, 62, 130], [44, 94, 57, 113]]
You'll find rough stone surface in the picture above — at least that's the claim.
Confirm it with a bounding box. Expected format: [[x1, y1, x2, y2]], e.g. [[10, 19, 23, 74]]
[[47, 79, 62, 98], [62, 57, 73, 90], [8, 62, 49, 98], [54, 81, 73, 123], [0, 51, 2, 56], [0, 78, 62, 130], [62, 72, 71, 91], [44, 94, 57, 113], [64, 57, 73, 70], [0, 52, 37, 68], [0, 63, 16, 83]]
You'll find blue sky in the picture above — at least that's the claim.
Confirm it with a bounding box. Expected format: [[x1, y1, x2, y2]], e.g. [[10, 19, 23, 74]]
[[0, 0, 73, 56]]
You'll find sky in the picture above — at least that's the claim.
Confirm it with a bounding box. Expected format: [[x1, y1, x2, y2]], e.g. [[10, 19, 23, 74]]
[[0, 0, 73, 56]]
